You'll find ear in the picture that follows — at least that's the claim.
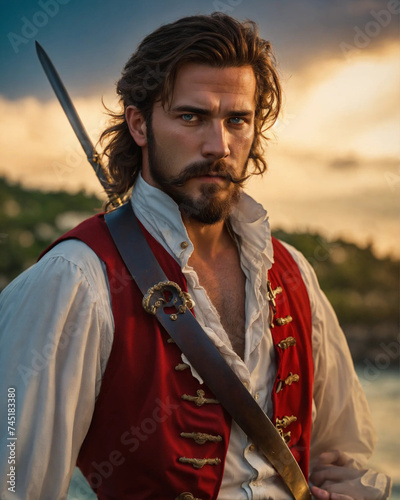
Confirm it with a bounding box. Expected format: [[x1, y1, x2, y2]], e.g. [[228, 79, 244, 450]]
[[125, 105, 147, 147]]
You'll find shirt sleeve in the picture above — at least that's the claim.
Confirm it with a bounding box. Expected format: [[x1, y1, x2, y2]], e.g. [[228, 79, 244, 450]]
[[0, 240, 114, 500], [280, 242, 377, 468]]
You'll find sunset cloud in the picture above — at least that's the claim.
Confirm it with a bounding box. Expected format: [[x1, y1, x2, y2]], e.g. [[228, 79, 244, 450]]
[[0, 94, 116, 195], [274, 41, 400, 161]]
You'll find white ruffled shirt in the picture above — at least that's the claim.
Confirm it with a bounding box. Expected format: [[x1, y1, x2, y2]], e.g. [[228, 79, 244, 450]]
[[0, 175, 382, 499]]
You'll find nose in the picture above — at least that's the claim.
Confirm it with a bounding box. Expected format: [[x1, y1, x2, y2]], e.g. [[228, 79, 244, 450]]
[[201, 121, 230, 160]]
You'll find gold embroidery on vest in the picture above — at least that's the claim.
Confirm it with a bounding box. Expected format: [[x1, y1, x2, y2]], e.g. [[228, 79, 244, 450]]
[[181, 389, 219, 406], [178, 457, 221, 469], [167, 338, 175, 343], [276, 372, 300, 393], [275, 315, 293, 326], [276, 415, 297, 429], [278, 430, 291, 443], [284, 372, 299, 386], [277, 336, 296, 349], [275, 415, 296, 444], [266, 281, 283, 328], [180, 432, 222, 445], [175, 363, 189, 371], [175, 493, 202, 500]]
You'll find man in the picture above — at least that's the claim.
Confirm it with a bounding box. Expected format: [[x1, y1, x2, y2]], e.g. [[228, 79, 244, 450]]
[[0, 12, 392, 500]]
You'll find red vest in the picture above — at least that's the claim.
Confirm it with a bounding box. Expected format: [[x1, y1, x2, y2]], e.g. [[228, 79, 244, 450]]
[[43, 214, 313, 499]]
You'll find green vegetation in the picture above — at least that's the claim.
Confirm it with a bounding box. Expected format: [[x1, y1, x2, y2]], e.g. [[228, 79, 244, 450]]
[[272, 230, 399, 327], [1, 177, 398, 364], [0, 177, 104, 289]]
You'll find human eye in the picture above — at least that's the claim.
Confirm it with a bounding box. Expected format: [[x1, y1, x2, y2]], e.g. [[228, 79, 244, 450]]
[[228, 117, 245, 125], [181, 113, 198, 122]]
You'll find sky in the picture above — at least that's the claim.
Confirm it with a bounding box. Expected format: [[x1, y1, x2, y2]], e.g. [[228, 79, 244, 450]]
[[1, 0, 399, 257]]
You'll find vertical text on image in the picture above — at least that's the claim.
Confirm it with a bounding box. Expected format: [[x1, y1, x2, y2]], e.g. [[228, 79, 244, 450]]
[[6, 387, 17, 493]]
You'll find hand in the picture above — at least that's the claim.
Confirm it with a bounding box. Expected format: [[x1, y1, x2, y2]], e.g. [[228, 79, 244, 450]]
[[310, 450, 392, 500], [311, 485, 354, 499]]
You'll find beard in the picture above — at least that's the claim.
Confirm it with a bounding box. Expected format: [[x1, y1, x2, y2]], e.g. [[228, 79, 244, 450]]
[[146, 123, 249, 225]]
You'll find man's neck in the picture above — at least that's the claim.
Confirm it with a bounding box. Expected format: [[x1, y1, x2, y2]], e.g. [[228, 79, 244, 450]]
[[182, 215, 234, 261]]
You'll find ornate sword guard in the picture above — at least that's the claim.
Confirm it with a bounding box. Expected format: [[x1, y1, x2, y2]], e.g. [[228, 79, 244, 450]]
[[142, 281, 195, 321]]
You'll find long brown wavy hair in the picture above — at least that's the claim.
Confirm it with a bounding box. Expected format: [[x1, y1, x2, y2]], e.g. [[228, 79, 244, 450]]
[[100, 12, 282, 199]]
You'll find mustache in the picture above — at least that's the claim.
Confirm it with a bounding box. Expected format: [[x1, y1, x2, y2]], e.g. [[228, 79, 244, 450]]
[[169, 160, 249, 187]]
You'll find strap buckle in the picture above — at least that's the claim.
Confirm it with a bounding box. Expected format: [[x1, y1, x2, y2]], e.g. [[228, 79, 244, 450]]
[[142, 281, 195, 321]]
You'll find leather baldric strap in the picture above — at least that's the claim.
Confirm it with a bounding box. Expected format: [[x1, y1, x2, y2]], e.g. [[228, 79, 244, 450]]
[[105, 202, 311, 500]]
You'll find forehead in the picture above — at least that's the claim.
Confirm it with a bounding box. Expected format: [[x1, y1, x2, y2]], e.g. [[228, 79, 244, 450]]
[[169, 63, 256, 110]]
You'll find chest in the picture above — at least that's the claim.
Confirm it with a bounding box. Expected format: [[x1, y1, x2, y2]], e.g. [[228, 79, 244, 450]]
[[189, 249, 246, 358]]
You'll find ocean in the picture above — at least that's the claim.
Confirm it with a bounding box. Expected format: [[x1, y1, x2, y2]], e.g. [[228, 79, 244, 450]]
[[67, 368, 400, 499], [358, 368, 400, 499]]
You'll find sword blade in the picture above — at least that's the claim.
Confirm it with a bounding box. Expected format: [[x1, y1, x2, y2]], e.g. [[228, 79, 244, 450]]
[[35, 41, 122, 207]]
